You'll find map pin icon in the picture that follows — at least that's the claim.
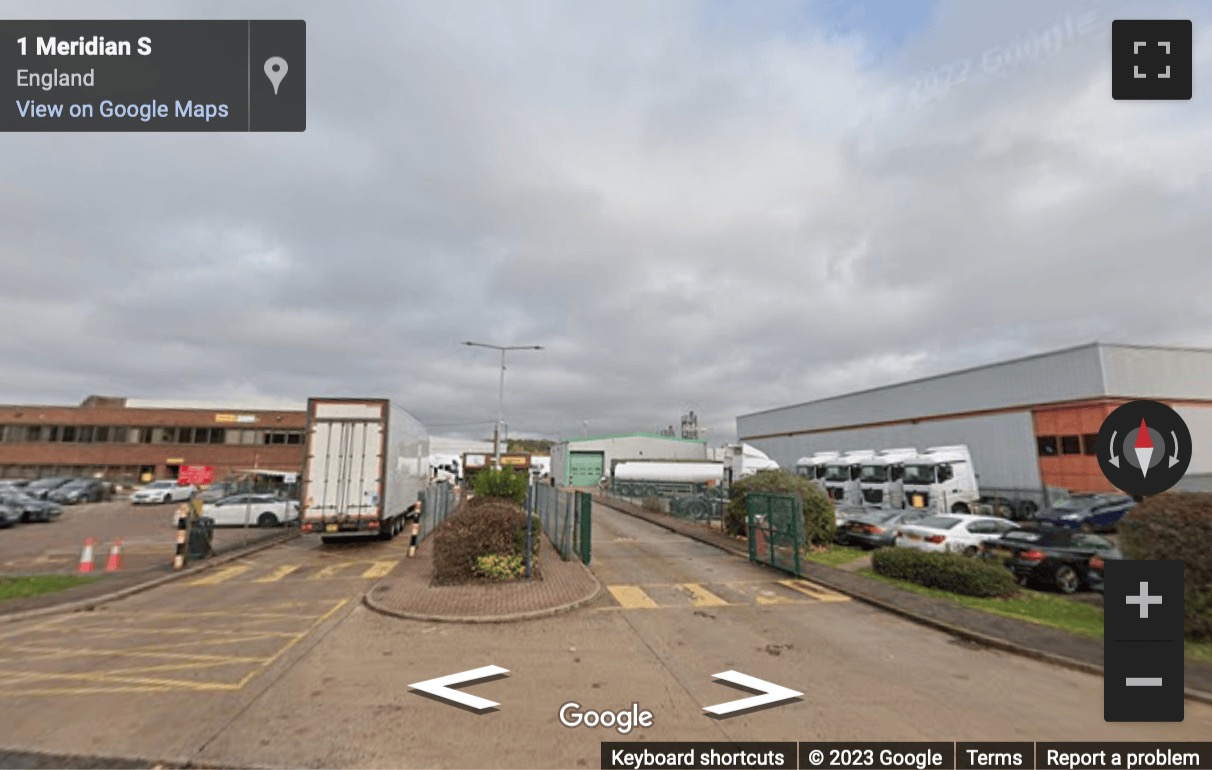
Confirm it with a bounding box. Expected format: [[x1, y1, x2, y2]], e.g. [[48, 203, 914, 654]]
[[264, 56, 288, 95]]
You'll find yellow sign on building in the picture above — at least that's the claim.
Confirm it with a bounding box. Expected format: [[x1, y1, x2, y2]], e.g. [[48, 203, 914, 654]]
[[499, 455, 530, 466]]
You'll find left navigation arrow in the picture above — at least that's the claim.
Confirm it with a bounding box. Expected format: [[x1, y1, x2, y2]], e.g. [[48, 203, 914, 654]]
[[408, 665, 509, 712]]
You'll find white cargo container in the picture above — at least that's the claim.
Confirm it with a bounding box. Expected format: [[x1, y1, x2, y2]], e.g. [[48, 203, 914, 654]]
[[300, 398, 430, 543]]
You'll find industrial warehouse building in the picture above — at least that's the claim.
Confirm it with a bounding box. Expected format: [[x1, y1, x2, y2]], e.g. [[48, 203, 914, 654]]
[[0, 396, 308, 483], [551, 433, 709, 487], [737, 343, 1212, 494]]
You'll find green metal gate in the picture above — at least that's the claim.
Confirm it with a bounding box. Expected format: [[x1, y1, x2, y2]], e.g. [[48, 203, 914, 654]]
[[568, 451, 605, 487], [746, 492, 804, 577]]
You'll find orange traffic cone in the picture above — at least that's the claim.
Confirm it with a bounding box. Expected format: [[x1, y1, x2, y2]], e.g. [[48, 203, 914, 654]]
[[104, 538, 123, 572], [78, 538, 97, 573]]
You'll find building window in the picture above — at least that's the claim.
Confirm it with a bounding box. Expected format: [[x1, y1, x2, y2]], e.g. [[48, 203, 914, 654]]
[[1037, 436, 1059, 456], [1060, 435, 1082, 455], [25, 426, 42, 442], [78, 426, 93, 443], [265, 431, 287, 445], [93, 426, 109, 443], [241, 430, 258, 445], [1082, 433, 1098, 455], [210, 428, 225, 444], [286, 432, 302, 445], [139, 428, 154, 444], [192, 428, 209, 444]]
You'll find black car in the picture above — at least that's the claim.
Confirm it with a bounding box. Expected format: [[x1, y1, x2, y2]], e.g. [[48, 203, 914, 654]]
[[0, 491, 62, 522], [48, 478, 108, 504], [24, 476, 75, 500], [984, 528, 1120, 594], [837, 509, 932, 549]]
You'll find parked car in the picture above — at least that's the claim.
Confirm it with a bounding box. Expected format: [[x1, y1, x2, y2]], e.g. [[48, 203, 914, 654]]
[[200, 482, 239, 503], [24, 477, 75, 500], [199, 494, 299, 528], [48, 478, 108, 504], [0, 479, 30, 489], [894, 514, 1020, 555], [837, 509, 931, 549], [1032, 493, 1135, 533], [984, 528, 1121, 593], [0, 490, 62, 522], [131, 480, 196, 505], [0, 502, 20, 528]]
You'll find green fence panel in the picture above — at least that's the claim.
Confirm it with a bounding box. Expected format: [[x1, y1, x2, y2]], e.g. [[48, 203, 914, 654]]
[[745, 492, 803, 577], [578, 492, 592, 565]]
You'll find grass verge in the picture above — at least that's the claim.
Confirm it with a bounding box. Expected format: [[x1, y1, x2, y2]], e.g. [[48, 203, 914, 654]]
[[859, 569, 1212, 664], [804, 545, 867, 568], [0, 575, 101, 601]]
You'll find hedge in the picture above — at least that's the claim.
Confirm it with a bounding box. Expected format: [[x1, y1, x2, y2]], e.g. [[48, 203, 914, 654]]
[[872, 547, 1017, 598], [725, 469, 835, 546], [432, 499, 540, 585], [1119, 491, 1212, 641], [470, 466, 528, 505]]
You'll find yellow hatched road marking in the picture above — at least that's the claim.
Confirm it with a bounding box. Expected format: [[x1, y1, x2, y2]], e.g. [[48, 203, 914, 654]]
[[755, 594, 794, 605], [678, 583, 727, 607], [254, 565, 300, 583], [310, 563, 348, 580], [778, 579, 850, 603], [606, 585, 659, 609], [0, 643, 269, 665], [189, 565, 251, 586], [361, 561, 397, 579], [233, 598, 349, 688]]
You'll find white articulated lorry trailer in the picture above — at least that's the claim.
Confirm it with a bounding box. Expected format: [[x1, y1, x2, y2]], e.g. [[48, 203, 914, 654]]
[[610, 444, 779, 499], [299, 398, 430, 544]]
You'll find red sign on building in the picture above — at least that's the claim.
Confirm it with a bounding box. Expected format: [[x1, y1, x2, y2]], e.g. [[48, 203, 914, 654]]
[[178, 465, 214, 486]]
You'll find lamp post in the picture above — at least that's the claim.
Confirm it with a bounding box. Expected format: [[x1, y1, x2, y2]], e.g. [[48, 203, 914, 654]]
[[461, 341, 543, 467]]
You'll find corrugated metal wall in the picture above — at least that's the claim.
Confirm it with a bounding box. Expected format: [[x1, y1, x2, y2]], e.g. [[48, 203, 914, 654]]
[[553, 436, 708, 485], [746, 411, 1042, 489], [1101, 346, 1212, 400], [738, 345, 1106, 438]]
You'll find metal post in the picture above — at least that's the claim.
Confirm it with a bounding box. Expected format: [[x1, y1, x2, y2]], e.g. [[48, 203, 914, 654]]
[[524, 479, 534, 578], [579, 491, 592, 565], [496, 348, 506, 467]]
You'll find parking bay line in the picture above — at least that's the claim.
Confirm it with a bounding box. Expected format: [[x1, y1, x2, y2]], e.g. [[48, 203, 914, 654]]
[[678, 583, 728, 607], [606, 585, 660, 609], [232, 598, 349, 689], [777, 579, 851, 603], [254, 565, 300, 583], [188, 564, 252, 586]]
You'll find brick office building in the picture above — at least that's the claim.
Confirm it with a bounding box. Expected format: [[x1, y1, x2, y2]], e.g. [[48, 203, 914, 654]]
[[0, 396, 308, 483]]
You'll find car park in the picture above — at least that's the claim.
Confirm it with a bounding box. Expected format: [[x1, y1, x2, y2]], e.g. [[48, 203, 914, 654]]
[[984, 528, 1120, 593], [131, 480, 196, 505], [894, 514, 1019, 555], [0, 490, 62, 522], [200, 494, 299, 528], [23, 476, 76, 500], [1032, 493, 1135, 533], [837, 509, 931, 549], [48, 478, 109, 504]]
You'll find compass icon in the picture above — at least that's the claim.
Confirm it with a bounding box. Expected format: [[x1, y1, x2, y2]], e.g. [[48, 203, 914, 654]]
[[1096, 400, 1191, 497]]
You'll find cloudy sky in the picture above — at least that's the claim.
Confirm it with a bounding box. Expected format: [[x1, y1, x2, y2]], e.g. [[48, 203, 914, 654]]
[[4, 0, 1210, 442]]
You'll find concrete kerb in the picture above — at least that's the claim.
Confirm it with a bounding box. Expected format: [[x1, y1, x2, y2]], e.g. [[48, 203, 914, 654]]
[[0, 744, 274, 770], [0, 529, 300, 623], [362, 576, 603, 624], [592, 496, 1212, 707]]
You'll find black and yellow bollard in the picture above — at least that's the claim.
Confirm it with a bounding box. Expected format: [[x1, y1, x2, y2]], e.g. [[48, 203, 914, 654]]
[[173, 511, 188, 570], [406, 501, 422, 558]]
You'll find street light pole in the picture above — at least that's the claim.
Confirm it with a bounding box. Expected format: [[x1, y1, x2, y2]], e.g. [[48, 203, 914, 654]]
[[462, 341, 544, 468]]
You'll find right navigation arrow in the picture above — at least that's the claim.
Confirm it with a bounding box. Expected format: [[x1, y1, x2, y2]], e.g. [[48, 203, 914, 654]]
[[409, 665, 509, 712], [702, 670, 802, 716]]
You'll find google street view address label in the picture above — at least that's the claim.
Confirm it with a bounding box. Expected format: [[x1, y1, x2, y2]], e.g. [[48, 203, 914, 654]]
[[1, 20, 305, 131]]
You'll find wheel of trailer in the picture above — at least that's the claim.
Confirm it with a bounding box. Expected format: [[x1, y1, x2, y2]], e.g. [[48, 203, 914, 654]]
[[643, 485, 658, 497], [685, 500, 709, 520], [379, 524, 395, 541], [257, 512, 279, 528], [951, 502, 970, 514], [1017, 501, 1038, 519]]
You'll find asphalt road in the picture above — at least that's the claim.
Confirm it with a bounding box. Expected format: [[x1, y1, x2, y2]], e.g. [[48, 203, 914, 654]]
[[0, 505, 1208, 769]]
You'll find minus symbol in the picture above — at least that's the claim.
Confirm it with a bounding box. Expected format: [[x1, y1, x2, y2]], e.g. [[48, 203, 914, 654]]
[[1125, 678, 1163, 686]]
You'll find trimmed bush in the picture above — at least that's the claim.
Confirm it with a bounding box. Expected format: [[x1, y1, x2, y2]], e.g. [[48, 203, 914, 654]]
[[471, 467, 528, 505], [474, 554, 525, 581], [432, 499, 539, 584], [1119, 491, 1212, 641], [726, 469, 835, 546], [872, 547, 1017, 598]]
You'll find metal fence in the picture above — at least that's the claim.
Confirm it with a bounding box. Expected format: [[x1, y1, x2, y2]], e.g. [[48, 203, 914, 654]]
[[417, 482, 457, 541], [603, 486, 727, 526], [747, 492, 804, 577], [532, 483, 591, 564]]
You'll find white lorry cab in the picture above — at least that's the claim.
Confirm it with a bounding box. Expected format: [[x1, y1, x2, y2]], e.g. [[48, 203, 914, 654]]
[[900, 445, 981, 514], [795, 451, 839, 491], [822, 450, 875, 507], [857, 447, 919, 509]]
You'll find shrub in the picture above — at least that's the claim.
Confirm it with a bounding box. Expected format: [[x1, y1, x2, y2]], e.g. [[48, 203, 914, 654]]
[[872, 547, 1017, 598], [725, 469, 835, 546], [1119, 492, 1212, 641], [471, 467, 528, 505], [474, 553, 525, 581], [432, 499, 539, 584]]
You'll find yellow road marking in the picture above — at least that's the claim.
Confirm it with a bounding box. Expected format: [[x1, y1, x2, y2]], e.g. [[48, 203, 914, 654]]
[[46, 625, 299, 641], [0, 643, 269, 665], [361, 561, 397, 579], [254, 565, 300, 583], [234, 598, 349, 688], [0, 615, 71, 641], [0, 685, 180, 696], [0, 667, 243, 690], [188, 565, 251, 586], [678, 583, 727, 607], [105, 607, 328, 622], [310, 563, 348, 580], [606, 585, 659, 609], [756, 594, 794, 605], [777, 579, 850, 603]]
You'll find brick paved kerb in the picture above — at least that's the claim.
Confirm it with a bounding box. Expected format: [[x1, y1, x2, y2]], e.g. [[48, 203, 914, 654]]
[[364, 532, 601, 623], [592, 495, 1212, 703]]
